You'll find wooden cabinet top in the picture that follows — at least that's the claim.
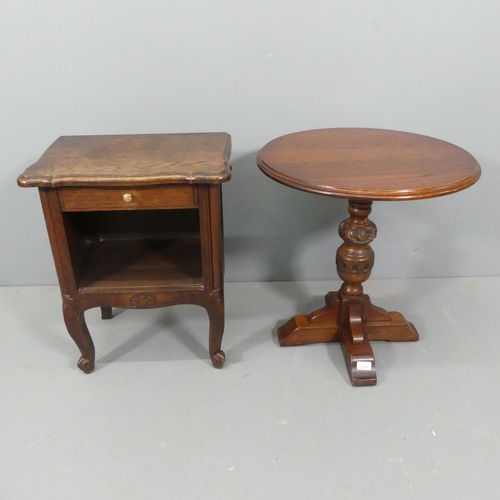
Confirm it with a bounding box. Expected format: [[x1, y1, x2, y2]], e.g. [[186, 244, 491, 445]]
[[18, 133, 232, 188], [257, 128, 480, 200]]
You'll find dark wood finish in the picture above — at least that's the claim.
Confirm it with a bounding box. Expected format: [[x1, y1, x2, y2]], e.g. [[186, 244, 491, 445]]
[[258, 128, 480, 200], [19, 133, 231, 372], [100, 307, 112, 320], [59, 185, 197, 211], [258, 128, 480, 386], [17, 133, 231, 188], [278, 200, 418, 386]]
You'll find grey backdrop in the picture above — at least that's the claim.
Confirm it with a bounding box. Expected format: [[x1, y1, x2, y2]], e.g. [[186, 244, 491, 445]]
[[2, 0, 498, 285]]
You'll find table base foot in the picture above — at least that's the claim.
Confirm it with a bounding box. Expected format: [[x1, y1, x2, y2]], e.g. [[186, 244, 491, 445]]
[[278, 291, 342, 345], [277, 291, 418, 386], [278, 292, 418, 345], [340, 303, 377, 386], [341, 335, 377, 386]]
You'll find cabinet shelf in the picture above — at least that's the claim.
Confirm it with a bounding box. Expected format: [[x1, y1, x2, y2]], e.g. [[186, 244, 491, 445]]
[[78, 236, 203, 292]]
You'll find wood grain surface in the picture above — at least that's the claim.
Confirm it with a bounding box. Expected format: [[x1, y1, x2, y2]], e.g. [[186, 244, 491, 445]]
[[257, 128, 480, 200], [59, 185, 197, 211], [18, 133, 232, 188]]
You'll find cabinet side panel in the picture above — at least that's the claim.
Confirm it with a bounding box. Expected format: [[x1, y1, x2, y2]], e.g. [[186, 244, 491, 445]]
[[208, 184, 224, 291], [39, 188, 79, 295], [198, 185, 212, 292]]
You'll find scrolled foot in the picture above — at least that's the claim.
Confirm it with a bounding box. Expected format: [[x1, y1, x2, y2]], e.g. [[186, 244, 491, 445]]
[[77, 356, 94, 374], [211, 350, 225, 369], [343, 350, 377, 386], [340, 303, 377, 386]]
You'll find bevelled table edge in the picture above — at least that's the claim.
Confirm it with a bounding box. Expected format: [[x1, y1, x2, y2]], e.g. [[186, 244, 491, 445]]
[[17, 132, 232, 188], [257, 153, 481, 201]]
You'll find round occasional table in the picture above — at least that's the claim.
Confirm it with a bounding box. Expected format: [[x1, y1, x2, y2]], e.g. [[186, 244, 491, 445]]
[[257, 128, 481, 386]]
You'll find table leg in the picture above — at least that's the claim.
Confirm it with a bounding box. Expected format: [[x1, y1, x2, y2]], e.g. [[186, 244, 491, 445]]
[[277, 200, 418, 386], [206, 291, 226, 369], [63, 303, 95, 374], [101, 307, 112, 320]]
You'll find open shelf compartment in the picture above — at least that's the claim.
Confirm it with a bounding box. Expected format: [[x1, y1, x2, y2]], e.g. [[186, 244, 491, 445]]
[[63, 209, 203, 292]]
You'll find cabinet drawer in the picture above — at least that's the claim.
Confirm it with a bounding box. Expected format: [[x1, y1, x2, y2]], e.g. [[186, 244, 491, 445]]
[[59, 185, 197, 211]]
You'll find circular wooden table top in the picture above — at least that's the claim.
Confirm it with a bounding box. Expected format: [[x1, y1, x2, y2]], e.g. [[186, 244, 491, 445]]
[[257, 128, 481, 200]]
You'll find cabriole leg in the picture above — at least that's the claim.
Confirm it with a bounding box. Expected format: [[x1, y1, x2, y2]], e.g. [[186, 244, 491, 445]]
[[63, 303, 95, 374], [206, 292, 225, 369]]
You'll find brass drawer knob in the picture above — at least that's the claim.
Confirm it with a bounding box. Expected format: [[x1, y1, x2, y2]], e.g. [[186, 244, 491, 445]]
[[122, 193, 133, 203]]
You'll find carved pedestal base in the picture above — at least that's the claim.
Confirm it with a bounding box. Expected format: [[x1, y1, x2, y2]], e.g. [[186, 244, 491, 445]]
[[278, 291, 418, 386], [278, 199, 419, 386]]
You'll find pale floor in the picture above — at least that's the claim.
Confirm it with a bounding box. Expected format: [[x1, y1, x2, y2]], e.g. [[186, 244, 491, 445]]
[[0, 278, 498, 499]]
